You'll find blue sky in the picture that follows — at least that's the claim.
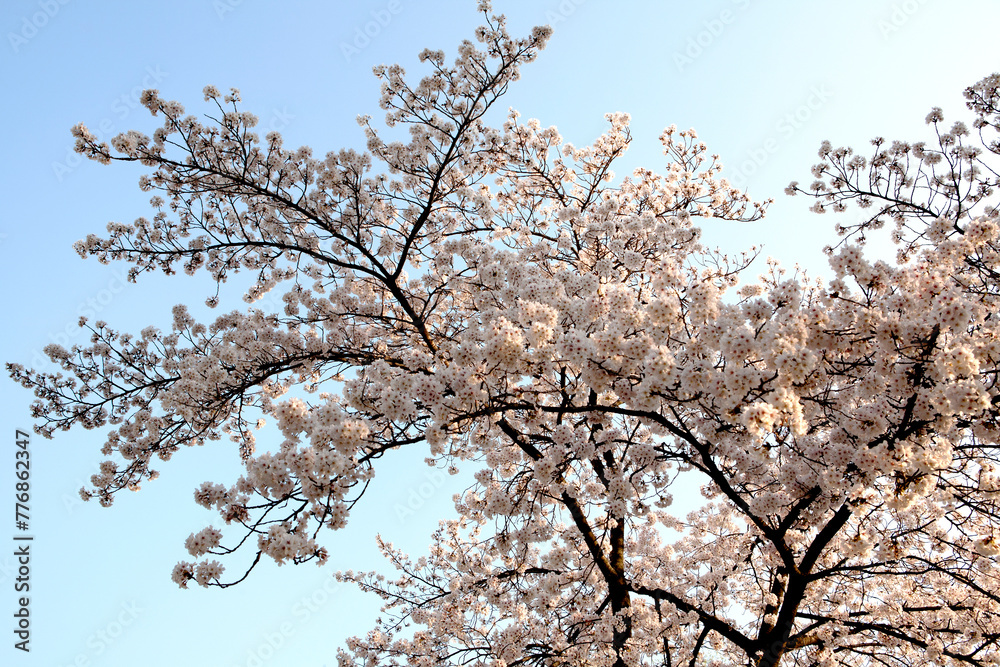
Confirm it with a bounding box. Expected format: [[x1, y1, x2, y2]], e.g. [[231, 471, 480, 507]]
[[2, 0, 999, 665]]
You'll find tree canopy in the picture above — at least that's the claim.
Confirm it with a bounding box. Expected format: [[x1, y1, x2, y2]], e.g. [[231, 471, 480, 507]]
[[9, 5, 1000, 666]]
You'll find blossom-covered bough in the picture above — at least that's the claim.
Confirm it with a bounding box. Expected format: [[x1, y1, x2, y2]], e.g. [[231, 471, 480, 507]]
[[9, 3, 1000, 665]]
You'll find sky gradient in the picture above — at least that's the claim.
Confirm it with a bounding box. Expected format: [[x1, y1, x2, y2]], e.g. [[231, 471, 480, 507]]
[[3, 1, 999, 665]]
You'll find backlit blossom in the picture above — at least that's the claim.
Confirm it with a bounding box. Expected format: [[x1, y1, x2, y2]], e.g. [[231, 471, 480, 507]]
[[10, 15, 1000, 667]]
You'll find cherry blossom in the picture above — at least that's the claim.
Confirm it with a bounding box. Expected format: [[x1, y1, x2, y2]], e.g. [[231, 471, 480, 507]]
[[9, 4, 1000, 666]]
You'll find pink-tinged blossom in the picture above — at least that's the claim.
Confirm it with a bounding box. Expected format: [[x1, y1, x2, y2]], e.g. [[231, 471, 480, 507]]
[[11, 9, 1000, 667]]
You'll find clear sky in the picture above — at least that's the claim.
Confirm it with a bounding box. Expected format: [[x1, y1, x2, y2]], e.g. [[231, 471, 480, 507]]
[[2, 0, 998, 665]]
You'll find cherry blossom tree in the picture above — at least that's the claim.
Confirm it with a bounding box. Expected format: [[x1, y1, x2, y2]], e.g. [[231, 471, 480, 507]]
[[9, 3, 1000, 665]]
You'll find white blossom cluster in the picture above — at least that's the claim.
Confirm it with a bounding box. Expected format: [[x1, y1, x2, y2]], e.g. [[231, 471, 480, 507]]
[[10, 3, 1000, 665]]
